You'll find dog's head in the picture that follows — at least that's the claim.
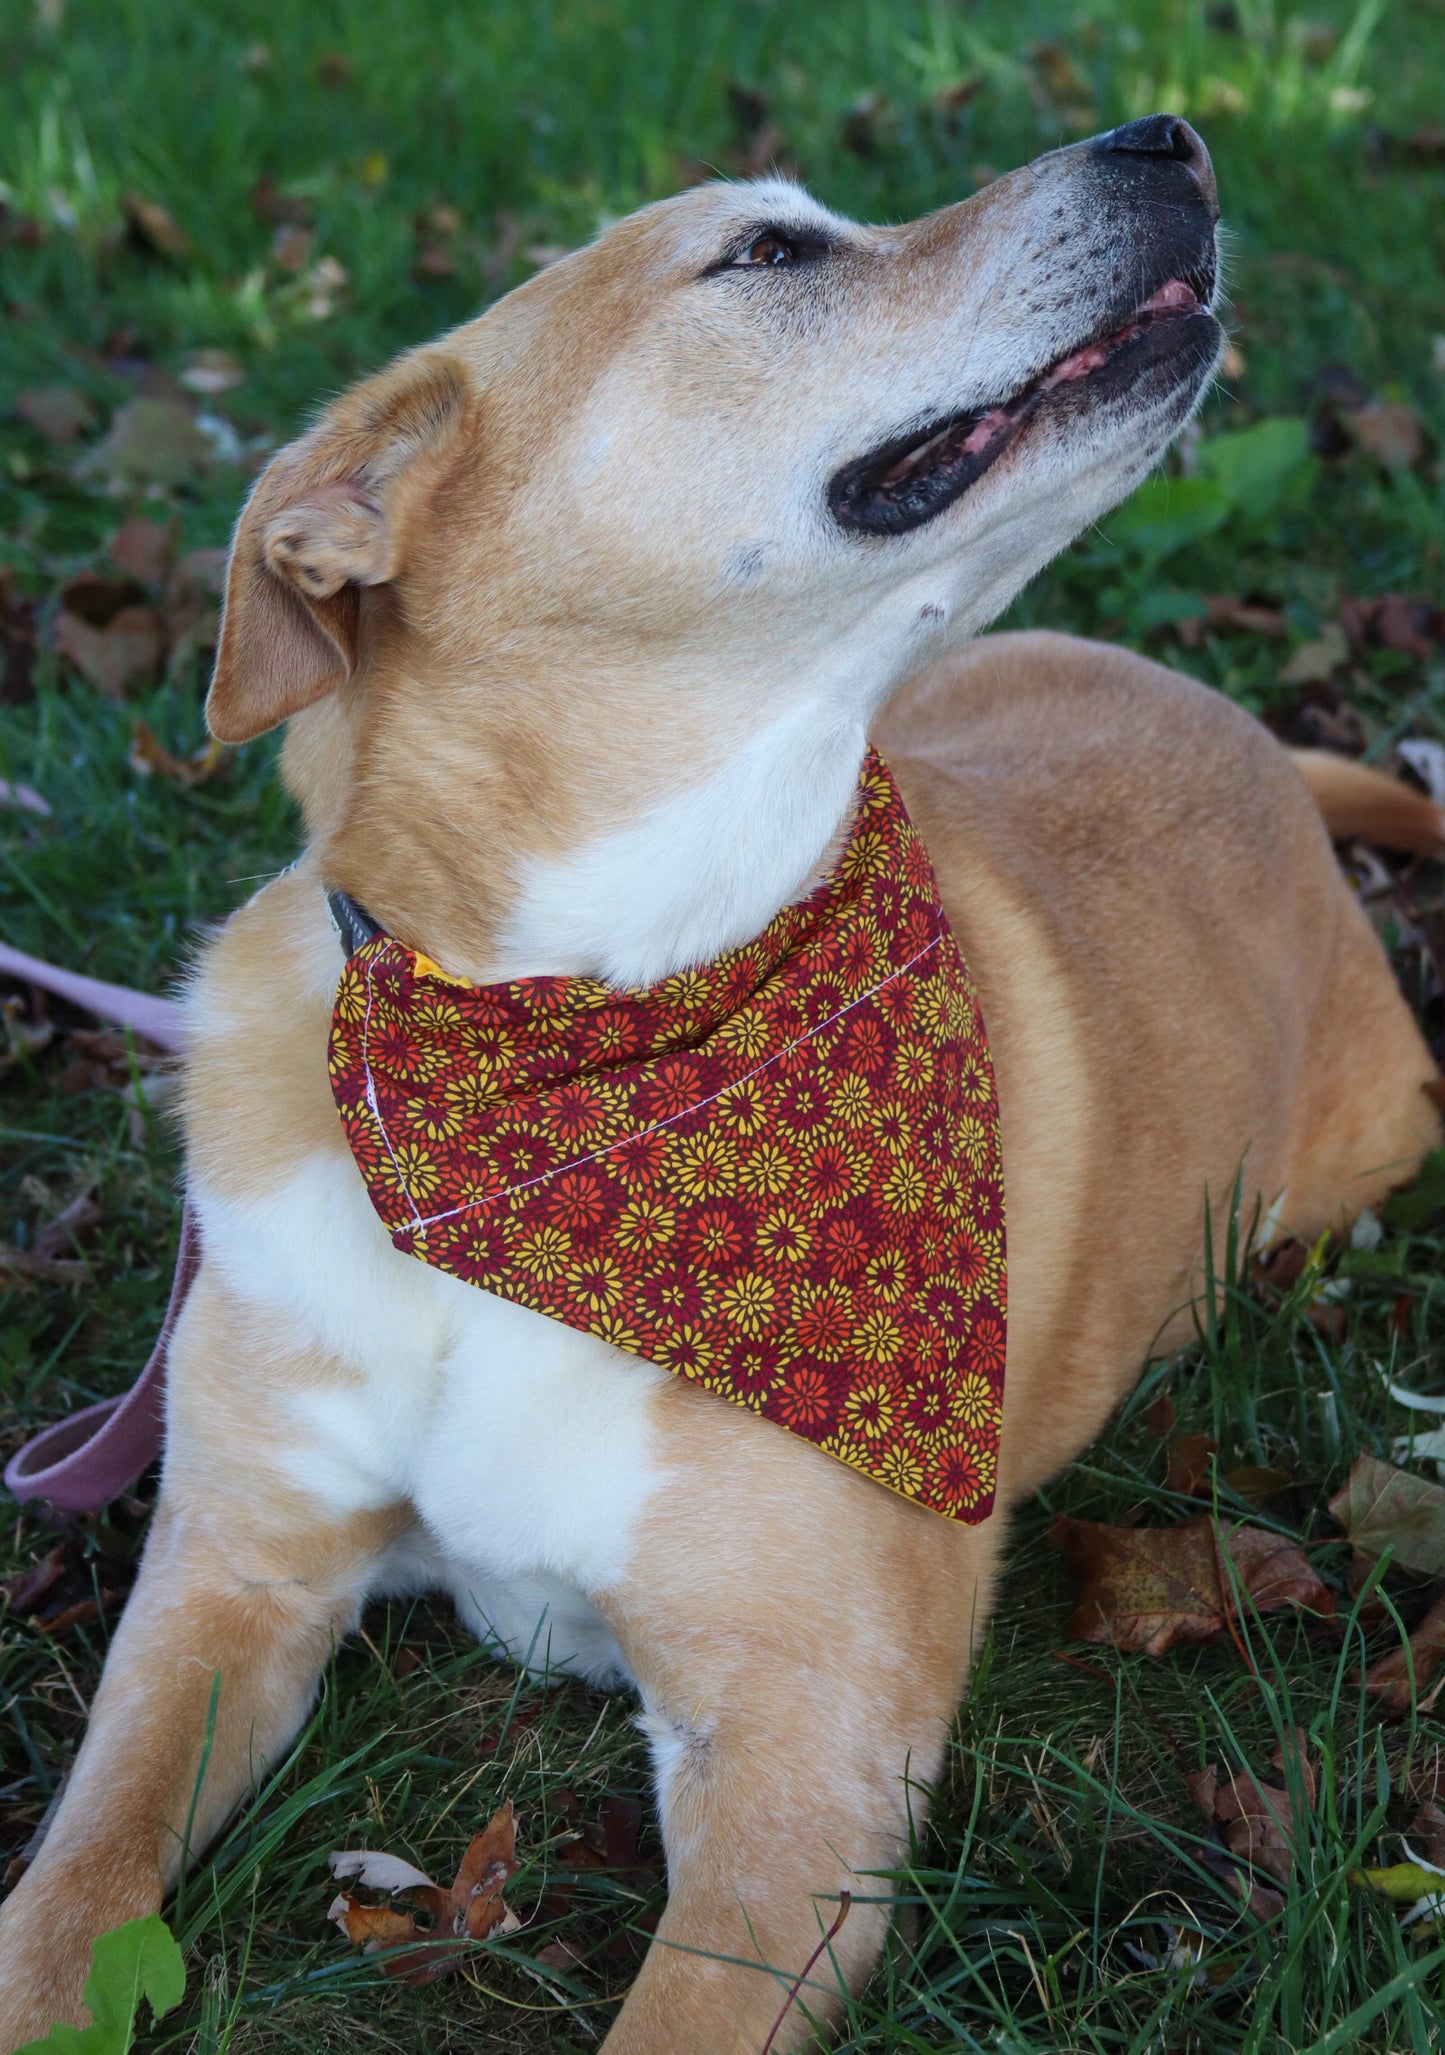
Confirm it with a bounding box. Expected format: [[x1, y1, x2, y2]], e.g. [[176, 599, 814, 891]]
[[207, 118, 1220, 953]]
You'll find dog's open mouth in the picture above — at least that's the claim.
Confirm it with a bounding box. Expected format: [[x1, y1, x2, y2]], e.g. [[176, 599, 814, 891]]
[[828, 277, 1220, 537]]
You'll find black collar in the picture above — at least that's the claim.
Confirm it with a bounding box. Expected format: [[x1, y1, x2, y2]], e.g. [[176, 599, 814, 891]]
[[325, 888, 382, 958]]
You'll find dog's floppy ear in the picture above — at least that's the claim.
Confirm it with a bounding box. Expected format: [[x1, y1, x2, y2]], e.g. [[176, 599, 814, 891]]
[[206, 353, 468, 743]]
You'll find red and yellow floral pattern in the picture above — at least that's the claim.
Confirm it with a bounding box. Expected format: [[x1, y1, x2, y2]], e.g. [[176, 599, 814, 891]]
[[327, 751, 1005, 1521]]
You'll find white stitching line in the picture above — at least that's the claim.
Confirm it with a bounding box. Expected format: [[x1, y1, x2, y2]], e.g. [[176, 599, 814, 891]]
[[359, 927, 947, 1237]]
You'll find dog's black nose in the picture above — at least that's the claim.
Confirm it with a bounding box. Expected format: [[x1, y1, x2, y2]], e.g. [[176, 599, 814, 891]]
[[1096, 114, 1218, 219]]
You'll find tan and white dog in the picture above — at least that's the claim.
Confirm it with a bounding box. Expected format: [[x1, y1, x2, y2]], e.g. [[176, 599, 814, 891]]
[[2, 118, 1441, 2051]]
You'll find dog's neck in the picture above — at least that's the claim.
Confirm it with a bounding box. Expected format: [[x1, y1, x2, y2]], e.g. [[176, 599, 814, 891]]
[[491, 696, 868, 988]]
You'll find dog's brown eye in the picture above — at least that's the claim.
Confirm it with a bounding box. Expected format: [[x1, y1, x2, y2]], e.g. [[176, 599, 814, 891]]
[[741, 233, 798, 267]]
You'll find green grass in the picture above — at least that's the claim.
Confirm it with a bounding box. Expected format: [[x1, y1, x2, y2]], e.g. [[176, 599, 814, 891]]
[[3, 1, 1445, 2048]]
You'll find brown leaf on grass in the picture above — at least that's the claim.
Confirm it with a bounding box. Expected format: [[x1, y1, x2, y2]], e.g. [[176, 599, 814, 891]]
[[1358, 1593, 1445, 1717], [77, 397, 215, 488], [1221, 1465, 1294, 1505], [1050, 1513, 1334, 1657], [0, 569, 38, 705], [1340, 593, 1444, 663], [248, 173, 313, 227], [1167, 1434, 1219, 1497], [412, 204, 465, 280], [108, 516, 176, 590], [1, 1531, 131, 1633], [128, 720, 228, 787], [1205, 595, 1288, 638], [329, 1800, 520, 1983], [1341, 402, 1429, 471], [271, 223, 313, 273], [1278, 624, 1349, 686], [482, 207, 524, 281], [1327, 1455, 1445, 1578], [315, 50, 355, 89], [1188, 1730, 1316, 1920], [179, 350, 244, 397], [1407, 1801, 1445, 1869], [14, 386, 97, 444], [1145, 1394, 1178, 1442], [121, 191, 193, 260], [54, 604, 165, 700], [57, 1025, 167, 1098], [32, 1188, 103, 1262]]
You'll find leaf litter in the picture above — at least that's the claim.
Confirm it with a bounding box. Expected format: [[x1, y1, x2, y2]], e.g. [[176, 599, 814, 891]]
[[328, 1801, 520, 1983]]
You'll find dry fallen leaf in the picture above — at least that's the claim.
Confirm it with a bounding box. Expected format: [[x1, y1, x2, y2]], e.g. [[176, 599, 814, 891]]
[[329, 1801, 520, 1983], [1327, 1454, 1445, 1579], [1341, 401, 1428, 471], [121, 190, 193, 260], [1341, 593, 1444, 662], [1188, 1730, 1316, 1920], [1358, 1592, 1445, 1717], [55, 604, 165, 700], [1050, 1512, 1334, 1656], [109, 515, 176, 590], [1166, 1434, 1219, 1497], [0, 569, 38, 705], [1, 1529, 131, 1634], [14, 385, 97, 444], [179, 349, 244, 396], [129, 720, 228, 787], [1279, 624, 1349, 686], [77, 397, 215, 489]]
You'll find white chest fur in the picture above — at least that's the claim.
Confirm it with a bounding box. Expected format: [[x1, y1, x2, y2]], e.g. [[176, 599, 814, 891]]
[[192, 1153, 666, 1687]]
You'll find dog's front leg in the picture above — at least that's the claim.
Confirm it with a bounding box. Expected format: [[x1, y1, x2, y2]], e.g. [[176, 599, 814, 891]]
[[600, 1401, 1004, 2055], [0, 1271, 406, 2052]]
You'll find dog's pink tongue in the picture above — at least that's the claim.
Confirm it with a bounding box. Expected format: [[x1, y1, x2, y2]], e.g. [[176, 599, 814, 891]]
[[1041, 278, 1203, 391], [1139, 277, 1203, 313]]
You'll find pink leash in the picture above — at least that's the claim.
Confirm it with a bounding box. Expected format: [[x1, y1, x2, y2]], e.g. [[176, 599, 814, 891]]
[[1, 941, 189, 1512]]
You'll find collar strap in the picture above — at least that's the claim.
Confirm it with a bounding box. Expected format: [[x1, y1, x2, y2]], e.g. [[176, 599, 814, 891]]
[[326, 888, 382, 958]]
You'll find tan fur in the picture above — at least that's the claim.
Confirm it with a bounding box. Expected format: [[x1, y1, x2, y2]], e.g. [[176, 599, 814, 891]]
[[2, 144, 1439, 2054], [1292, 746, 1445, 855]]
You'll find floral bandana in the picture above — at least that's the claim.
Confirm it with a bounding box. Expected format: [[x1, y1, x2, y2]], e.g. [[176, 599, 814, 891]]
[[327, 750, 1006, 1521]]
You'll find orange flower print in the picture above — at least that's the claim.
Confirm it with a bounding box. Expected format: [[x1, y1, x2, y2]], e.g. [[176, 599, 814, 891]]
[[950, 1371, 999, 1432], [865, 1248, 908, 1304], [330, 748, 1005, 1526], [616, 1197, 676, 1255], [406, 1093, 467, 1143], [614, 1128, 667, 1187], [673, 1133, 737, 1200], [566, 1253, 624, 1313], [757, 1209, 812, 1265], [878, 1442, 925, 1497], [691, 1206, 744, 1268], [653, 1324, 715, 1376], [843, 1378, 896, 1441], [392, 1141, 441, 1205], [719, 1077, 770, 1135], [778, 1364, 838, 1433], [718, 1272, 775, 1338], [823, 1212, 870, 1277], [516, 1225, 572, 1283], [550, 1080, 610, 1141], [969, 1312, 1006, 1379], [548, 1171, 610, 1232], [894, 1040, 934, 1097], [830, 1073, 871, 1128], [854, 1309, 904, 1366], [935, 1439, 984, 1508], [716, 1009, 771, 1061], [645, 1057, 706, 1121], [882, 1159, 927, 1216], [795, 1284, 853, 1362], [806, 1143, 854, 1208]]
